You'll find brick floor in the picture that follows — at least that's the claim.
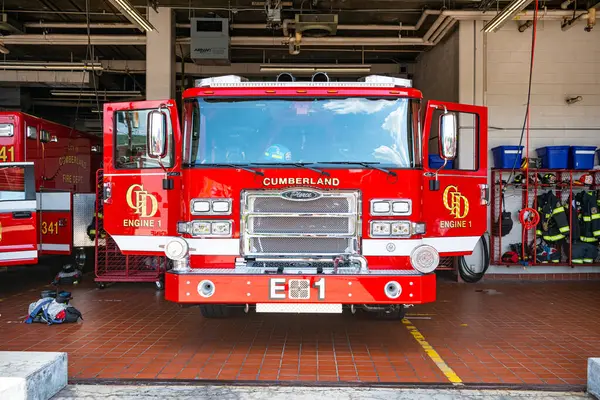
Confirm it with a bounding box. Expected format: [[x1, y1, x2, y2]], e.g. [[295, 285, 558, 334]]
[[0, 265, 598, 387]]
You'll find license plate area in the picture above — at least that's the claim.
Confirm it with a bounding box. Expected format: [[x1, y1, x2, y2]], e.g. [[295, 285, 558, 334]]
[[256, 303, 342, 314]]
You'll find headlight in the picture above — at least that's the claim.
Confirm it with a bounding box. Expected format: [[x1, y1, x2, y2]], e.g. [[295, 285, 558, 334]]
[[165, 237, 189, 261], [212, 200, 230, 213], [191, 198, 232, 215], [371, 221, 391, 236], [191, 221, 211, 236], [192, 200, 210, 213], [211, 221, 232, 235], [371, 199, 411, 215], [392, 201, 411, 214], [372, 201, 391, 214], [391, 221, 411, 236], [410, 244, 439, 274]]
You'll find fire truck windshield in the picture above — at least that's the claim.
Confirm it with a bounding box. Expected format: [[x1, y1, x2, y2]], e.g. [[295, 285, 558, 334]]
[[185, 97, 419, 168]]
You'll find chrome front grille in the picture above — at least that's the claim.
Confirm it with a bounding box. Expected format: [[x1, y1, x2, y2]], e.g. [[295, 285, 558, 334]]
[[247, 216, 353, 235], [242, 189, 360, 256], [251, 197, 352, 213]]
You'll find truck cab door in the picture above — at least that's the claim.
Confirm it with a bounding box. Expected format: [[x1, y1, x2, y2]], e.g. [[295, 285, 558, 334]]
[[0, 162, 38, 266], [102, 100, 182, 255], [421, 101, 488, 256]]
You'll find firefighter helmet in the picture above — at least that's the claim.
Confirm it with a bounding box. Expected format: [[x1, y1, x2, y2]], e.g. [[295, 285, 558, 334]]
[[542, 173, 557, 185], [513, 174, 525, 184], [579, 174, 593, 185]]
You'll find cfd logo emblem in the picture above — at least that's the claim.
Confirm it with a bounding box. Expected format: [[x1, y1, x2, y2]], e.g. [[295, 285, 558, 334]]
[[126, 184, 158, 218], [443, 185, 469, 219]]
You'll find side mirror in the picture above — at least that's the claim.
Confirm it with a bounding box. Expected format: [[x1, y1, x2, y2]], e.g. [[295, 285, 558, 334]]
[[439, 111, 458, 160], [147, 109, 168, 158]]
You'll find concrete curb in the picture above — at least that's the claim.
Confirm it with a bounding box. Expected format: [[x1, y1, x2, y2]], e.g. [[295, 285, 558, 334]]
[[589, 358, 600, 399], [0, 351, 67, 400]]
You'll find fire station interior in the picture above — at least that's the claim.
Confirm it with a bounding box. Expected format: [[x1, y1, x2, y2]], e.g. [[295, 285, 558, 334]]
[[1, 0, 600, 398]]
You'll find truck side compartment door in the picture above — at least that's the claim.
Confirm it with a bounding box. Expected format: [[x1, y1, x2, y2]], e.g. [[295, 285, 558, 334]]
[[421, 100, 488, 256], [102, 100, 182, 255], [0, 162, 38, 266]]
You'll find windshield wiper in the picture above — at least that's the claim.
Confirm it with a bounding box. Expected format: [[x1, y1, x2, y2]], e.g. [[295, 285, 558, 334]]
[[250, 162, 330, 176], [186, 162, 264, 176], [316, 161, 397, 177]]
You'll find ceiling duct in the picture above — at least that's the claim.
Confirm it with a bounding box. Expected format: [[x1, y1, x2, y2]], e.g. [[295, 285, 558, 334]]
[[294, 14, 338, 37]]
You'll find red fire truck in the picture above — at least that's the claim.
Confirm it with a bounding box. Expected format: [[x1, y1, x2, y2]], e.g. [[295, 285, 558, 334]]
[[101, 74, 488, 318], [0, 112, 101, 268]]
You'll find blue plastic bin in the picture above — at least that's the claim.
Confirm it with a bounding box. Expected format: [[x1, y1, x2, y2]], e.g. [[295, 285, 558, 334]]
[[428, 154, 453, 169], [491, 146, 524, 169], [535, 146, 569, 169], [569, 146, 597, 170]]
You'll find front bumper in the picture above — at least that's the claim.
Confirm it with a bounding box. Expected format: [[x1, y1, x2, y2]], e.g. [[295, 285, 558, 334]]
[[165, 269, 436, 304]]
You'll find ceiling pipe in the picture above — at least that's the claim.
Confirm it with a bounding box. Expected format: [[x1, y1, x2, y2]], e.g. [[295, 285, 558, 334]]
[[422, 15, 449, 42], [1, 34, 146, 45], [429, 17, 455, 43], [432, 18, 458, 44], [23, 22, 138, 29]]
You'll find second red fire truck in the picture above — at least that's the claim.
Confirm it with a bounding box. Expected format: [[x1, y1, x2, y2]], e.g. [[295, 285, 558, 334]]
[[0, 112, 101, 269], [101, 74, 488, 318]]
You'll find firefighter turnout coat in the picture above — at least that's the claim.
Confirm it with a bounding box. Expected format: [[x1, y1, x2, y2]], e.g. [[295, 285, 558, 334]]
[[535, 191, 570, 242], [574, 191, 600, 243]]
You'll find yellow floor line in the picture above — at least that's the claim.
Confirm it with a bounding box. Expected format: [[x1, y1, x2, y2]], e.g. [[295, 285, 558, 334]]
[[402, 318, 463, 385]]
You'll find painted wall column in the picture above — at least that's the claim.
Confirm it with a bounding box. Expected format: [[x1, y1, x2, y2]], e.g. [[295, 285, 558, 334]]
[[146, 7, 175, 100]]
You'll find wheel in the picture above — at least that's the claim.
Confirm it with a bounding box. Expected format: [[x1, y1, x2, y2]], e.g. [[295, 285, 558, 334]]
[[155, 280, 164, 290], [199, 304, 230, 318], [96, 282, 106, 289]]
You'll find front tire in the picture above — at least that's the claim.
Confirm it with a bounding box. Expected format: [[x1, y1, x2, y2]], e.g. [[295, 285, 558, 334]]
[[199, 304, 230, 318]]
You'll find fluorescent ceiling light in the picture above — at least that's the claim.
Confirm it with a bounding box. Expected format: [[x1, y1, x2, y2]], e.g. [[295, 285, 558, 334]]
[[483, 0, 534, 33], [50, 90, 142, 97], [107, 0, 155, 32], [0, 62, 102, 71]]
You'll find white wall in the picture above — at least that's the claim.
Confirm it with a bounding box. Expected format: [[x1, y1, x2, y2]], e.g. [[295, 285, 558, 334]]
[[460, 20, 600, 159]]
